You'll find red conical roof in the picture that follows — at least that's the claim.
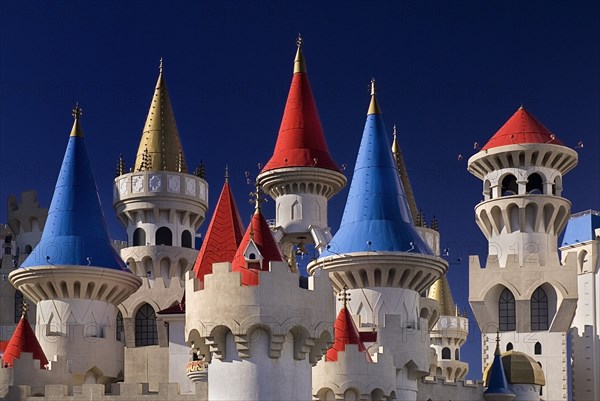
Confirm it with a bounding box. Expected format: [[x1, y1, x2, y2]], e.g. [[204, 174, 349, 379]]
[[261, 46, 341, 173], [231, 208, 284, 286], [326, 307, 371, 362], [193, 180, 244, 282], [3, 314, 48, 369], [482, 107, 564, 150]]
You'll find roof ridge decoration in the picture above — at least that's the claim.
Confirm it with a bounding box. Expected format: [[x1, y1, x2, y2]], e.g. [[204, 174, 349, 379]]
[[21, 106, 128, 270], [2, 301, 49, 369], [320, 80, 433, 256], [261, 36, 341, 173], [134, 59, 188, 173], [481, 106, 564, 150], [193, 176, 245, 282]]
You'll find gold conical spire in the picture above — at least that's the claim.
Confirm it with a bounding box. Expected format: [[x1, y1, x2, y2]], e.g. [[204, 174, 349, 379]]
[[392, 124, 419, 222], [293, 34, 307, 74], [134, 59, 188, 173], [367, 78, 382, 115], [70, 103, 84, 137], [428, 275, 457, 316]]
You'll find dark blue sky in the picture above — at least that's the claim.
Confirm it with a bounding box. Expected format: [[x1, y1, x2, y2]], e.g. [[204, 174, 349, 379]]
[[1, 1, 598, 379]]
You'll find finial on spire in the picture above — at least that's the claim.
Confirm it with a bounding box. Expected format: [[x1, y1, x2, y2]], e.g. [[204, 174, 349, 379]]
[[72, 102, 83, 120], [224, 165, 229, 182], [296, 33, 303, 48], [249, 184, 263, 212], [293, 34, 307, 73], [70, 103, 84, 137], [370, 78, 377, 96], [338, 286, 351, 308], [159, 57, 163, 73], [367, 78, 382, 115], [494, 330, 501, 355], [21, 298, 28, 318]]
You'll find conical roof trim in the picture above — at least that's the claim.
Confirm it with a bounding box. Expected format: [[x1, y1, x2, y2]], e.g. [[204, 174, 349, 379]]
[[3, 315, 48, 369], [326, 307, 371, 362], [321, 110, 433, 256], [262, 61, 341, 173], [482, 107, 564, 150], [22, 122, 127, 270], [193, 181, 244, 281], [231, 210, 284, 286]]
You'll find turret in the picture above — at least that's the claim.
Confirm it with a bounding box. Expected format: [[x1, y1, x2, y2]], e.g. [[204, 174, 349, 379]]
[[468, 107, 578, 401], [483, 333, 515, 401], [9, 105, 142, 386], [308, 80, 448, 401], [256, 36, 346, 265]]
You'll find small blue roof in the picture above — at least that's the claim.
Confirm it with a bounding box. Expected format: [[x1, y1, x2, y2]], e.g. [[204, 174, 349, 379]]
[[21, 114, 127, 270], [484, 348, 513, 396], [321, 93, 433, 256], [562, 210, 600, 246]]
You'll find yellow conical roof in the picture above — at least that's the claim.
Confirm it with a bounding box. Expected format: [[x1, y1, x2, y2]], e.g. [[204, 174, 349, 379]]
[[428, 275, 457, 316], [391, 125, 418, 222], [134, 60, 187, 173]]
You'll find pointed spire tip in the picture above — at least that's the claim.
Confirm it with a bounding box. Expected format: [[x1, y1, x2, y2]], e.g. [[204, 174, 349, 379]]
[[367, 78, 382, 115], [70, 103, 84, 137], [293, 34, 307, 73]]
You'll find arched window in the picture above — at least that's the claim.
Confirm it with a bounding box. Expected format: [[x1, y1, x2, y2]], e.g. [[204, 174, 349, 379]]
[[133, 228, 146, 246], [441, 347, 451, 360], [455, 348, 460, 360], [501, 175, 518, 196], [526, 173, 543, 194], [155, 227, 172, 246], [135, 303, 158, 346], [116, 311, 124, 342], [181, 231, 192, 248], [553, 176, 562, 196], [484, 180, 492, 200], [534, 342, 542, 355], [506, 342, 513, 351], [24, 245, 32, 254], [15, 290, 24, 323], [531, 287, 549, 331], [499, 288, 516, 331]]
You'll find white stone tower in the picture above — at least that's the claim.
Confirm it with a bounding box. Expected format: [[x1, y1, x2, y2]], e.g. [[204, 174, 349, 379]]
[[468, 107, 579, 401], [112, 61, 208, 384], [256, 37, 346, 265], [308, 81, 447, 401], [9, 106, 141, 386], [186, 199, 334, 401], [560, 210, 600, 401]]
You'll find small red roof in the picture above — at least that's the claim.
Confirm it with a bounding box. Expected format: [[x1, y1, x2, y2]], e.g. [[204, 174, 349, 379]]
[[193, 181, 244, 282], [482, 107, 564, 150], [261, 49, 341, 173], [326, 307, 371, 362], [231, 208, 284, 286], [3, 315, 48, 369], [157, 292, 186, 315]]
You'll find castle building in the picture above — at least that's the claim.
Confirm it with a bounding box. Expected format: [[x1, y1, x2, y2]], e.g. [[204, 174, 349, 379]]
[[0, 37, 596, 401]]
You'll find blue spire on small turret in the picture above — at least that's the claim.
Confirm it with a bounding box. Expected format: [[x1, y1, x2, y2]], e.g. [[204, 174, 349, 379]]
[[21, 105, 127, 270], [484, 333, 515, 399], [321, 80, 432, 256]]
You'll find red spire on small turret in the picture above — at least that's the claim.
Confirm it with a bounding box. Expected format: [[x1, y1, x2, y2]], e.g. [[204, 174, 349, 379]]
[[482, 107, 564, 150], [261, 35, 341, 173], [193, 177, 244, 282], [325, 307, 371, 362], [3, 310, 48, 369]]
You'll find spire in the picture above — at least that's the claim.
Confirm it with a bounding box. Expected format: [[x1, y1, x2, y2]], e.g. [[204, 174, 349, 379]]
[[134, 59, 188, 172], [321, 84, 433, 256], [483, 332, 515, 399], [428, 275, 457, 316], [231, 207, 284, 286], [367, 78, 381, 115], [326, 288, 371, 362], [2, 302, 48, 369], [193, 179, 245, 282], [261, 37, 341, 173], [391, 124, 419, 222], [21, 107, 127, 270], [481, 106, 564, 150], [70, 103, 84, 137]]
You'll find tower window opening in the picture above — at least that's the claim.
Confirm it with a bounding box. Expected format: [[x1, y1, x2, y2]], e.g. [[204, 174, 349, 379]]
[[24, 245, 32, 254], [181, 230, 192, 248], [4, 236, 11, 244], [506, 342, 513, 351], [455, 348, 460, 360], [135, 303, 158, 347], [133, 227, 146, 246], [156, 227, 172, 246], [526, 173, 543, 194], [531, 287, 549, 331], [499, 288, 516, 331], [116, 311, 124, 342], [248, 253, 256, 260], [501, 175, 518, 196], [534, 341, 542, 355], [15, 290, 24, 323], [441, 347, 451, 360]]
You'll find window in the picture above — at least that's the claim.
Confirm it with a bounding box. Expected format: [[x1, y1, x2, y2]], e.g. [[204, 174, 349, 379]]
[[499, 288, 516, 331], [441, 347, 451, 360], [455, 348, 460, 360], [155, 227, 172, 246], [526, 173, 543, 194], [15, 290, 24, 323], [133, 228, 146, 246], [506, 342, 513, 351], [531, 287, 549, 331], [135, 303, 158, 346], [181, 230, 192, 248], [501, 175, 518, 196], [534, 342, 542, 355], [116, 311, 124, 342]]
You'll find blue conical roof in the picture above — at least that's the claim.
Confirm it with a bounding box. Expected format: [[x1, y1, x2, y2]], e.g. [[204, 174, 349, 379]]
[[321, 88, 432, 256], [484, 340, 514, 396], [21, 110, 127, 270]]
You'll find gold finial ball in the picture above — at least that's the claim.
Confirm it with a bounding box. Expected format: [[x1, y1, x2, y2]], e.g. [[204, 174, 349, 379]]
[[296, 33, 303, 48], [72, 102, 83, 120]]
